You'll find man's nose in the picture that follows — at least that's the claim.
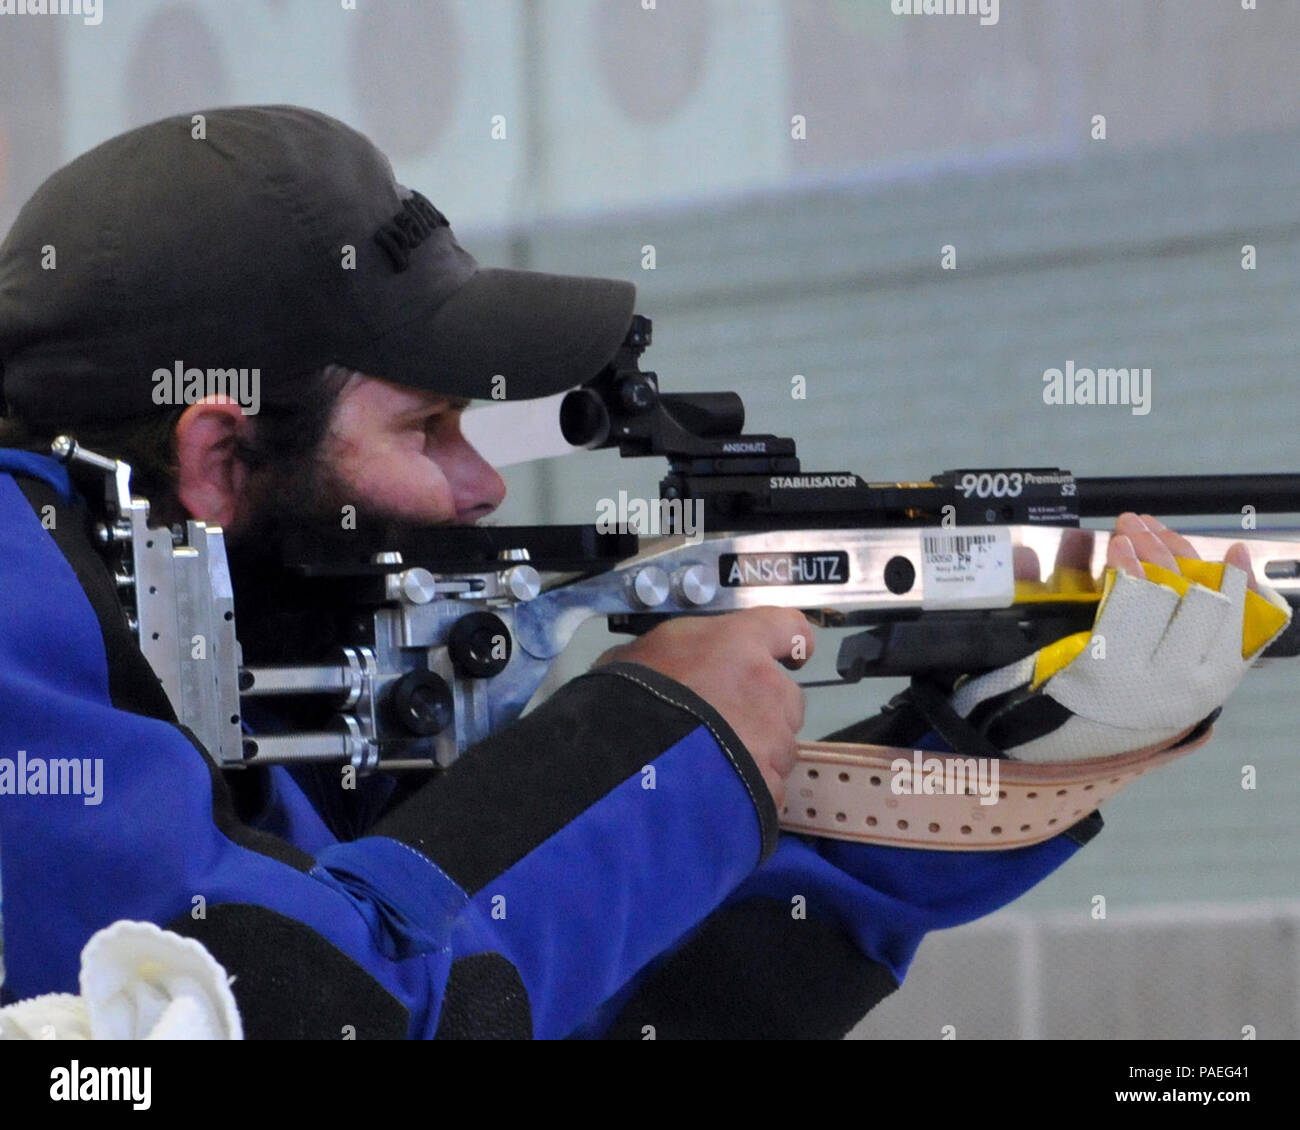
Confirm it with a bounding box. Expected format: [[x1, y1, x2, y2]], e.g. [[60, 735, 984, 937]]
[[450, 434, 507, 522]]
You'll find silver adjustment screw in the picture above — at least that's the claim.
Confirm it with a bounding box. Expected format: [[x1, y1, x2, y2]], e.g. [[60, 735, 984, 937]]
[[499, 548, 531, 562], [631, 566, 671, 608], [674, 564, 717, 607], [372, 551, 404, 566], [395, 567, 438, 605], [503, 564, 541, 602]]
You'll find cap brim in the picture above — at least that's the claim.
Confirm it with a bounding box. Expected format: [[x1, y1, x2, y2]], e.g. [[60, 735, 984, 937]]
[[363, 268, 637, 401]]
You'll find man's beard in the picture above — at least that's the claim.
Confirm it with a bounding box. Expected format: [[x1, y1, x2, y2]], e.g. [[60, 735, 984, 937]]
[[224, 447, 448, 666]]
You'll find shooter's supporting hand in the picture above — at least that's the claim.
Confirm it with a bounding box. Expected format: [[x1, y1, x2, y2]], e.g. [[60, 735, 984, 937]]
[[953, 512, 1292, 762]]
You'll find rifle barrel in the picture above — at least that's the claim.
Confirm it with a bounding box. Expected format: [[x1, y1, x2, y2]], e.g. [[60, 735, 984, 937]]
[[1077, 475, 1300, 517]]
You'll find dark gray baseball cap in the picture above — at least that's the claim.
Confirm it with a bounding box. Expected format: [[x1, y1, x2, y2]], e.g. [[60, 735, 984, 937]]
[[0, 105, 636, 421]]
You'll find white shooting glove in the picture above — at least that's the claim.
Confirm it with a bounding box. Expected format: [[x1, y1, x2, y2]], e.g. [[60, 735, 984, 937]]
[[948, 556, 1292, 762]]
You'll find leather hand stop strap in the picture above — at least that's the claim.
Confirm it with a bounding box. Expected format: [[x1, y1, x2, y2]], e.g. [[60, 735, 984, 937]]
[[778, 725, 1213, 850]]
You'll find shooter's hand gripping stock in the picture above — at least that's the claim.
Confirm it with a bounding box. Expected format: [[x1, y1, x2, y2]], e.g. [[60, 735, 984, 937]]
[[56, 315, 1300, 847]]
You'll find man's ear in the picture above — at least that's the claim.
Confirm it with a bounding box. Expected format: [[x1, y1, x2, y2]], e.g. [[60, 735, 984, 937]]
[[174, 398, 256, 531]]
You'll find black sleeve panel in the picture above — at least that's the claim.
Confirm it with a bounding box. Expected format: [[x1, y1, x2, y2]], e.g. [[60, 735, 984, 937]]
[[601, 896, 899, 1040], [433, 954, 532, 1040], [165, 904, 410, 1040], [370, 660, 778, 893]]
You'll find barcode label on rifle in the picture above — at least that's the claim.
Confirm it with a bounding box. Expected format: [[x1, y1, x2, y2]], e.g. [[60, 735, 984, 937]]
[[920, 526, 1014, 611], [923, 534, 996, 556]]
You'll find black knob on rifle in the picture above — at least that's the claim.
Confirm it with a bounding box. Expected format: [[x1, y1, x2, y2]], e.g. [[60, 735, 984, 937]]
[[448, 611, 512, 678], [388, 670, 454, 736], [617, 374, 657, 414]]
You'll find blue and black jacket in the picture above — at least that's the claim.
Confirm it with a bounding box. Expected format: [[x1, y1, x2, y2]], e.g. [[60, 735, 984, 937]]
[[0, 449, 1100, 1038]]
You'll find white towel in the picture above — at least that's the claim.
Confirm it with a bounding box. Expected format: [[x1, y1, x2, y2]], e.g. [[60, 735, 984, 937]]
[[0, 921, 242, 1040]]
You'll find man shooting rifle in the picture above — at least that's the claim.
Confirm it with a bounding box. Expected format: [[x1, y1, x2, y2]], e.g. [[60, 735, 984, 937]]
[[0, 107, 1288, 1039]]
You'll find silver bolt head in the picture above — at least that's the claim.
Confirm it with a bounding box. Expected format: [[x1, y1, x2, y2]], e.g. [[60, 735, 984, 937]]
[[632, 565, 671, 608], [675, 564, 717, 606], [504, 564, 542, 602], [399, 567, 439, 605]]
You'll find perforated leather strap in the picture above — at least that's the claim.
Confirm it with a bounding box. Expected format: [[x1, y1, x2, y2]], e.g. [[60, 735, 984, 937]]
[[779, 726, 1214, 850]]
